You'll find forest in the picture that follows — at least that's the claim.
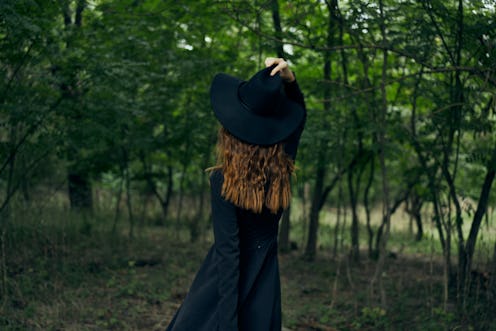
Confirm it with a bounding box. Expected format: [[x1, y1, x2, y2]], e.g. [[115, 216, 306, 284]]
[[1, 0, 495, 330]]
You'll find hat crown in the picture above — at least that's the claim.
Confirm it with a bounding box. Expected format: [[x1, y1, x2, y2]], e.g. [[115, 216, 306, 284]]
[[238, 66, 282, 117], [209, 65, 304, 145]]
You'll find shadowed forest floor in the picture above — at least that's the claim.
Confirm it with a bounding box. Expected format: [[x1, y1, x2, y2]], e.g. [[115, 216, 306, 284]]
[[2, 225, 495, 330]]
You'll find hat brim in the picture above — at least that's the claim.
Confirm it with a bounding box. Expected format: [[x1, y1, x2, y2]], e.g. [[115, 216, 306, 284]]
[[210, 72, 305, 146]]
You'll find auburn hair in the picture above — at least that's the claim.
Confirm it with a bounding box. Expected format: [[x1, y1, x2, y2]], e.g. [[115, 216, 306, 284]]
[[208, 127, 295, 214]]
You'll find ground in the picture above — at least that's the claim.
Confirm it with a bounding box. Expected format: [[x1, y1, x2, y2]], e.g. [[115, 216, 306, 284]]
[[3, 223, 494, 331]]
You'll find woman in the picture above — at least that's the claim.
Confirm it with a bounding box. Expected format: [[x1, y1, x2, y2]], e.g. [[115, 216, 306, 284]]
[[166, 57, 306, 331]]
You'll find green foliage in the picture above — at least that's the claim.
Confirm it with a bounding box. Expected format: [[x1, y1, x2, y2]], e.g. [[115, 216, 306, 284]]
[[432, 306, 455, 324], [2, 0, 494, 220], [351, 306, 388, 330], [1, 0, 496, 328]]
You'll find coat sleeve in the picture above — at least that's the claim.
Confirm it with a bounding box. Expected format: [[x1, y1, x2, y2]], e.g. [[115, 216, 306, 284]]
[[210, 171, 239, 331], [283, 79, 307, 160]]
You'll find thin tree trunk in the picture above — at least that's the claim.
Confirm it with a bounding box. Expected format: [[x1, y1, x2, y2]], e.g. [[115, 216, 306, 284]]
[[333, 127, 346, 258], [0, 124, 14, 304], [4, 125, 17, 221], [75, 0, 85, 27], [190, 154, 210, 243], [462, 146, 496, 293], [125, 169, 134, 239], [340, 188, 348, 254], [305, 166, 325, 260], [176, 119, 192, 235], [163, 166, 173, 220], [304, 0, 336, 261], [61, 0, 71, 26], [176, 162, 187, 237], [410, 194, 424, 241], [139, 192, 151, 229], [140, 153, 174, 223], [348, 167, 360, 262], [111, 176, 124, 234], [489, 242, 496, 301], [441, 158, 464, 287], [279, 207, 291, 253], [270, 0, 285, 59], [121, 148, 134, 239], [336, 0, 362, 263], [364, 157, 375, 258], [299, 183, 308, 251], [333, 177, 343, 258], [0, 229, 6, 305], [20, 154, 30, 204], [190, 187, 204, 243], [409, 66, 447, 254], [62, 0, 92, 213], [403, 193, 424, 241], [369, 0, 391, 307]]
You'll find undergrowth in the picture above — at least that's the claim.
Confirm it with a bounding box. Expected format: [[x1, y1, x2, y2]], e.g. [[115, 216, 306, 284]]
[[0, 207, 494, 330]]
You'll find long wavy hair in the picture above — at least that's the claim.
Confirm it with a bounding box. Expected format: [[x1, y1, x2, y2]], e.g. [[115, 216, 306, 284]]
[[208, 127, 295, 214]]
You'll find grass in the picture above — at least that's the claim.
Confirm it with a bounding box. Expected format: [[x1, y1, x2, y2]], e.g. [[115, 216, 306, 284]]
[[1, 202, 495, 330], [290, 198, 496, 260]]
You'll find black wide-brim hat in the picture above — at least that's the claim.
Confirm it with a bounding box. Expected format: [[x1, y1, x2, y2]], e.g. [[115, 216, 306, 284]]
[[210, 65, 305, 146]]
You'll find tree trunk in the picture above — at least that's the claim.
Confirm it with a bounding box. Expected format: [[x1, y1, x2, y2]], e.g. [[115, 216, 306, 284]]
[[374, 184, 414, 255], [489, 242, 496, 301], [270, 0, 285, 59], [409, 67, 447, 254], [333, 177, 343, 258], [0, 229, 6, 305], [405, 193, 424, 241], [348, 168, 360, 262], [19, 154, 30, 204], [2, 126, 17, 220], [176, 114, 192, 233], [190, 151, 210, 243], [62, 0, 92, 213], [163, 165, 173, 220], [304, 0, 337, 261], [120, 147, 134, 239], [141, 152, 174, 223], [364, 157, 375, 258], [112, 176, 124, 234], [68, 170, 93, 211], [0, 125, 16, 304], [304, 166, 325, 260], [278, 207, 291, 253], [369, 0, 392, 306], [125, 172, 134, 239], [75, 0, 85, 27], [190, 191, 204, 243], [175, 161, 188, 236], [461, 146, 496, 294], [299, 183, 308, 251]]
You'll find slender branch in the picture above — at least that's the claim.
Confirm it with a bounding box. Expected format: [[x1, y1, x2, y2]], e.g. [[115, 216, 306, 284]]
[[421, 1, 455, 64], [222, 6, 495, 86]]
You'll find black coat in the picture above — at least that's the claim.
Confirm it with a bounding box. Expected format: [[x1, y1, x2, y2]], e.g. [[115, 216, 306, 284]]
[[166, 80, 306, 331]]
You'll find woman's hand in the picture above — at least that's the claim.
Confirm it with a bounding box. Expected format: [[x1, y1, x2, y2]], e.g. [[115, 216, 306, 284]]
[[265, 57, 295, 83]]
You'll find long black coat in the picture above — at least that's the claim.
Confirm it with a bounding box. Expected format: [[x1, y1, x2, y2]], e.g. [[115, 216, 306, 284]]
[[166, 80, 306, 331]]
